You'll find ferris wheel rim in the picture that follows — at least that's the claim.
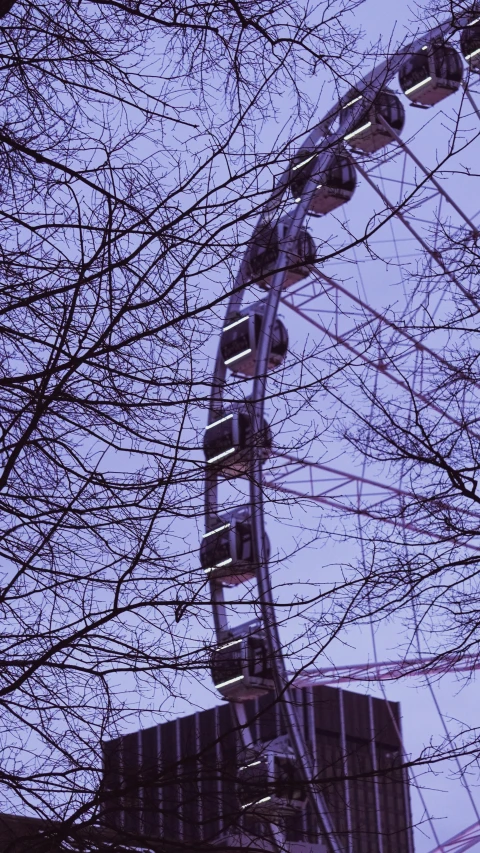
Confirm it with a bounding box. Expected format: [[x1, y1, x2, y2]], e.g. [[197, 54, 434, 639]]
[[204, 9, 480, 853]]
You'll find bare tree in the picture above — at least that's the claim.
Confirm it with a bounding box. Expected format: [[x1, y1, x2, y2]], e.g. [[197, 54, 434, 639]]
[[0, 0, 366, 844]]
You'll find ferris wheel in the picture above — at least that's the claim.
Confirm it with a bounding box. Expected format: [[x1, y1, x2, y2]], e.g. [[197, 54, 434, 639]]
[[202, 7, 480, 853]]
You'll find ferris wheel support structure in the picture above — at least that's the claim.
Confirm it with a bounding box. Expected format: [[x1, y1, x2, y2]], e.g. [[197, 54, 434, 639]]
[[204, 9, 479, 853], [426, 820, 480, 853]]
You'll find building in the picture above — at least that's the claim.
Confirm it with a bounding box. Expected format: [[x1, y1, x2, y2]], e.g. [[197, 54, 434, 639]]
[[103, 685, 413, 853], [0, 812, 252, 853]]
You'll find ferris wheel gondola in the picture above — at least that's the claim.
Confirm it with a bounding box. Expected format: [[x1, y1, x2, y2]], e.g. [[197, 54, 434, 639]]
[[203, 400, 272, 476], [238, 741, 306, 816], [211, 621, 275, 699], [248, 217, 317, 288], [290, 148, 357, 214], [220, 301, 289, 376], [399, 40, 463, 105], [201, 506, 269, 586], [341, 89, 405, 153]]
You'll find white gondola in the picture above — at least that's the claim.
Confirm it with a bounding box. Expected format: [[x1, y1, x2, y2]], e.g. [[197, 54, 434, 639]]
[[211, 622, 275, 700], [399, 40, 463, 106], [203, 400, 272, 477], [342, 89, 405, 153], [238, 739, 306, 816], [290, 148, 356, 215], [461, 15, 480, 72], [201, 507, 269, 586], [220, 300, 289, 377], [248, 216, 316, 289]]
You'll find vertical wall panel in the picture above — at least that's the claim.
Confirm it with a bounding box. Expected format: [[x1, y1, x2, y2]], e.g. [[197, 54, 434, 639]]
[[347, 737, 378, 853], [373, 696, 411, 853], [403, 763, 415, 853], [199, 707, 221, 841], [372, 696, 401, 747], [195, 713, 203, 840], [343, 690, 370, 741], [102, 737, 123, 830], [342, 689, 379, 852], [339, 689, 353, 853], [257, 692, 279, 742], [301, 687, 316, 843], [368, 696, 384, 853], [218, 703, 238, 835], [318, 730, 347, 841], [175, 719, 183, 841], [179, 713, 200, 842], [141, 724, 159, 837], [313, 685, 341, 734], [377, 744, 410, 853], [123, 731, 140, 834], [160, 719, 179, 840], [313, 685, 347, 847]]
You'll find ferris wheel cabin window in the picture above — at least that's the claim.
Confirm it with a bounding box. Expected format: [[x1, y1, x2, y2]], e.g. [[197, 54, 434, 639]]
[[211, 630, 275, 700], [399, 41, 463, 105], [343, 90, 405, 153], [461, 18, 480, 71], [220, 304, 288, 376], [290, 149, 356, 215], [203, 406, 272, 477], [248, 222, 317, 289]]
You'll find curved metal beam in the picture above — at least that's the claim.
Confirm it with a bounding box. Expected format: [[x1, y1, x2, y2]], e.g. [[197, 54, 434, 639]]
[[294, 652, 480, 686]]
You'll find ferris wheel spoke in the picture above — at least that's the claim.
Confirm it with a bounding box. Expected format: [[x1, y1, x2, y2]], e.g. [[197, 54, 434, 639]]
[[352, 159, 480, 312], [425, 820, 480, 853], [294, 652, 480, 686], [283, 264, 429, 366], [282, 294, 480, 442], [262, 478, 480, 554], [268, 453, 410, 498], [267, 452, 480, 523], [377, 116, 479, 234], [288, 266, 470, 382]]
